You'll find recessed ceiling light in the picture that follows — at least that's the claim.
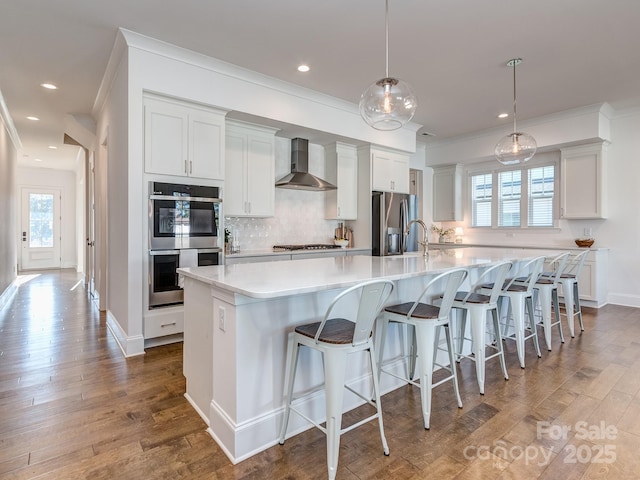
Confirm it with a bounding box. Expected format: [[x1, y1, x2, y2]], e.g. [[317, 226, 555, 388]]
[[27, 116, 39, 121], [34, 158, 43, 162], [48, 145, 57, 149], [40, 83, 58, 90], [297, 64, 310, 73], [498, 113, 509, 119]]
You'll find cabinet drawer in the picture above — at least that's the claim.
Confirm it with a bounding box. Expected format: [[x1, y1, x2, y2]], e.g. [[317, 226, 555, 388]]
[[144, 312, 184, 338]]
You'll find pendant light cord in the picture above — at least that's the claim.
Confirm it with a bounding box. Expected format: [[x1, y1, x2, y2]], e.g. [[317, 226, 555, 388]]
[[512, 60, 518, 133], [385, 0, 389, 78]]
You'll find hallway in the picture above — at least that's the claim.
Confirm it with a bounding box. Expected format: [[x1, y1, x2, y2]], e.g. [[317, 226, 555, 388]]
[[1, 270, 640, 479]]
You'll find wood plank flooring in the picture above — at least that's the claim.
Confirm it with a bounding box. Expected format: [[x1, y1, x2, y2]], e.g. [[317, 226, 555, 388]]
[[1, 269, 640, 479]]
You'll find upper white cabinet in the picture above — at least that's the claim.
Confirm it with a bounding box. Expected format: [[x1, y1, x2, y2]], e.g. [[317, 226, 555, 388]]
[[370, 148, 410, 193], [144, 94, 226, 180], [560, 142, 607, 219], [325, 142, 358, 220], [433, 164, 462, 221], [225, 120, 278, 217]]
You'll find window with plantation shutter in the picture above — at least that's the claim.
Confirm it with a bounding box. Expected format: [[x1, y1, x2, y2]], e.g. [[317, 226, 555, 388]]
[[498, 170, 521, 227], [468, 162, 557, 229], [528, 166, 554, 226], [471, 173, 492, 227]]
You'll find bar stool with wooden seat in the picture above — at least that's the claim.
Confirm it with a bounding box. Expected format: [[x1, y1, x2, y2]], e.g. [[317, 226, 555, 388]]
[[522, 252, 570, 351], [279, 279, 394, 480], [481, 256, 545, 369], [545, 249, 589, 337], [452, 261, 512, 395], [376, 268, 468, 430]]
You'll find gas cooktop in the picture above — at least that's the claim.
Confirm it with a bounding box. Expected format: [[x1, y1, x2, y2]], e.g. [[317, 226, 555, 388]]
[[273, 244, 342, 251]]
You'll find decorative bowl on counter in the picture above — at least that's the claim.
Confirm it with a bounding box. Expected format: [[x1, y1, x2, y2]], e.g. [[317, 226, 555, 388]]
[[334, 239, 349, 248], [575, 238, 595, 248]]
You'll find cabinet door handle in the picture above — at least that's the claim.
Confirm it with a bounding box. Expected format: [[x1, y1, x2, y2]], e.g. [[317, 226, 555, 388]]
[[189, 161, 193, 174], [161, 322, 177, 327], [337, 207, 340, 217], [247, 202, 251, 213], [185, 160, 188, 174]]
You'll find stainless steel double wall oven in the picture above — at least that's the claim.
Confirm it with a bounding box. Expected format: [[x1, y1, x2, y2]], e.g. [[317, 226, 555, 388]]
[[148, 182, 221, 308]]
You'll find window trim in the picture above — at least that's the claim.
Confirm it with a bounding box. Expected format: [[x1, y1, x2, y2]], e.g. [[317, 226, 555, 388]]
[[466, 155, 559, 230]]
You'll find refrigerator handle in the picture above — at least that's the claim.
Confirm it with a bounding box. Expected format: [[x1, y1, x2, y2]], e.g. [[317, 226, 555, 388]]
[[400, 198, 408, 253]]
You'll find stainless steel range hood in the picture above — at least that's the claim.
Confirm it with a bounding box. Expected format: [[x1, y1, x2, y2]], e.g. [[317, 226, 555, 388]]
[[275, 138, 337, 191]]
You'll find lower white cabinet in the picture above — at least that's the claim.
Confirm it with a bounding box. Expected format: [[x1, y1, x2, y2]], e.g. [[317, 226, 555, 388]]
[[144, 307, 184, 339], [540, 248, 606, 306], [225, 120, 278, 217]]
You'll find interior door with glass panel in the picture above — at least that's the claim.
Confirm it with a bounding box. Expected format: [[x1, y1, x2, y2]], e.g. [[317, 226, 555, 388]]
[[21, 187, 61, 270]]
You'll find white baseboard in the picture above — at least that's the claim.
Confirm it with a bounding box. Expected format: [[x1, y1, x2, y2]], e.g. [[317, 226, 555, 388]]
[[205, 357, 409, 464], [0, 281, 18, 312], [607, 293, 640, 308], [106, 311, 145, 357]]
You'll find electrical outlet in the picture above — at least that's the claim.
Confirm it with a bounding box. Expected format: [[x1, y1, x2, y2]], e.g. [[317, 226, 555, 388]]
[[584, 227, 592, 237], [218, 306, 226, 332]]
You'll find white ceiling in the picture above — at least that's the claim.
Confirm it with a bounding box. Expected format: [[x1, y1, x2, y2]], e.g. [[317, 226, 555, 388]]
[[3, 0, 640, 171]]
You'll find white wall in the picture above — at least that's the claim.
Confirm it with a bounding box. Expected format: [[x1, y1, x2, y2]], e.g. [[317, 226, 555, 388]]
[[16, 167, 77, 270], [601, 108, 640, 306], [0, 109, 17, 299], [75, 148, 86, 274]]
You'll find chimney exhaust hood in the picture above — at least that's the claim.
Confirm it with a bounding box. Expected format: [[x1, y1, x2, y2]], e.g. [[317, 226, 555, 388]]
[[275, 138, 337, 191]]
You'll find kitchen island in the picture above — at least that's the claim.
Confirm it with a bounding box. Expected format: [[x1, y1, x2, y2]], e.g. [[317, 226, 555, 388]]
[[177, 247, 561, 463]]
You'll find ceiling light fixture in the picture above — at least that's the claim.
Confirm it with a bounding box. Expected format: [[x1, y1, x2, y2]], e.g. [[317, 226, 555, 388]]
[[297, 64, 310, 73], [495, 58, 536, 165], [27, 116, 39, 121], [40, 83, 58, 90], [497, 113, 509, 119], [359, 0, 416, 131], [48, 145, 57, 149]]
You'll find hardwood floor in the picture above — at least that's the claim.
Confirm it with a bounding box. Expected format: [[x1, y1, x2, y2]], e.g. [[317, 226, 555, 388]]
[[1, 269, 640, 479]]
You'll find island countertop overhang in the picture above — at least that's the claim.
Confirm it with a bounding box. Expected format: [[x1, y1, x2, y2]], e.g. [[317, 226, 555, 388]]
[[177, 247, 563, 299]]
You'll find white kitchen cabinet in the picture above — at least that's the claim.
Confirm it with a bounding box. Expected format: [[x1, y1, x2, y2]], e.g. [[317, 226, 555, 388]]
[[225, 120, 278, 217], [144, 94, 226, 180], [370, 148, 410, 193], [560, 142, 607, 219], [433, 164, 462, 221], [325, 142, 358, 220]]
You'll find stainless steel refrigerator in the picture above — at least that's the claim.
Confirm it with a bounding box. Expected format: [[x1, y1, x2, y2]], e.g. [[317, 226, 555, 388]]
[[372, 191, 420, 256]]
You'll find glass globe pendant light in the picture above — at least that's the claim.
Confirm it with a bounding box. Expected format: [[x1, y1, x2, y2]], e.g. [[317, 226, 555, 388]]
[[359, 0, 417, 130], [495, 58, 537, 165]]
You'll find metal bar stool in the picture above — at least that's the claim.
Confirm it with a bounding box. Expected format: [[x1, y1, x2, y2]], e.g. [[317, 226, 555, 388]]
[[522, 252, 570, 351], [377, 268, 468, 430], [279, 279, 394, 480], [452, 261, 512, 395], [482, 256, 545, 369], [548, 250, 589, 337]]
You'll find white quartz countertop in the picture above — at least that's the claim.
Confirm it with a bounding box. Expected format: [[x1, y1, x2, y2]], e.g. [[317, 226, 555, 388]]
[[431, 242, 607, 251], [178, 247, 564, 299]]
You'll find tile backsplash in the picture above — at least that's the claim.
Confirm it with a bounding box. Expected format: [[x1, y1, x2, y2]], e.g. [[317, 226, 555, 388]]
[[224, 138, 344, 250]]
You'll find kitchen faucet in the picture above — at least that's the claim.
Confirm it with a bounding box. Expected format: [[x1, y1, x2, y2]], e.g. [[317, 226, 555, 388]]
[[405, 219, 429, 256]]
